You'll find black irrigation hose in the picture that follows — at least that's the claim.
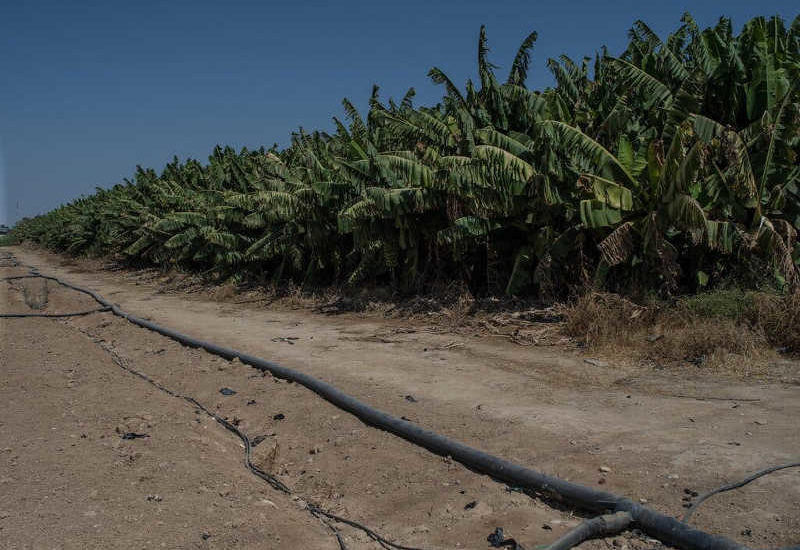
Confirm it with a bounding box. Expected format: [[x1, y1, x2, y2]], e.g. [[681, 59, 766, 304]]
[[2, 274, 49, 282], [183, 395, 293, 494], [544, 511, 633, 550], [307, 505, 426, 550], [310, 511, 349, 550], [682, 463, 800, 523], [0, 306, 111, 318], [99, 344, 293, 493], [1, 274, 112, 318], [4, 257, 796, 550], [76, 318, 421, 549], [0, 256, 423, 550]]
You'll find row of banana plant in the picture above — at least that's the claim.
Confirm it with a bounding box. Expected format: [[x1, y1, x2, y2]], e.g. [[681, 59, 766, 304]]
[[12, 14, 800, 297]]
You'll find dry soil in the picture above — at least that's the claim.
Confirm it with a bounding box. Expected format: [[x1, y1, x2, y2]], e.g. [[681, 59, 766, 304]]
[[1, 246, 798, 549]]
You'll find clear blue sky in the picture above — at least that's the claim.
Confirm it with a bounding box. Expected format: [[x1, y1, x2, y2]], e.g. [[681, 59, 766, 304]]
[[1, 0, 797, 225]]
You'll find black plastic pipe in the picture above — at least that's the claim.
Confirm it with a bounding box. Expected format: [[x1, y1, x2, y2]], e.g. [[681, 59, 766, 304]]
[[10, 266, 780, 550], [0, 306, 111, 318]]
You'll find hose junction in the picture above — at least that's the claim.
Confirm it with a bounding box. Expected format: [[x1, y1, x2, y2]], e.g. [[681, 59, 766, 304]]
[[1, 251, 798, 550]]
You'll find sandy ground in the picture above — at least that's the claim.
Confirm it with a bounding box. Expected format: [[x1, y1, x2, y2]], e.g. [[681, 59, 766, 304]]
[[1, 246, 799, 549]]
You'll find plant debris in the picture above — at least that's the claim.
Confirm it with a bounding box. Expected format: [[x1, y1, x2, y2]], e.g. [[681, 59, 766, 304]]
[[121, 432, 149, 440], [487, 527, 526, 549], [271, 336, 299, 344]]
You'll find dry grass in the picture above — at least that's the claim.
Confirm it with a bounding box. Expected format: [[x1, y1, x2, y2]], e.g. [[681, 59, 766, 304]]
[[563, 290, 800, 370], [748, 292, 800, 351], [562, 292, 656, 349], [646, 318, 765, 366], [209, 281, 238, 302]]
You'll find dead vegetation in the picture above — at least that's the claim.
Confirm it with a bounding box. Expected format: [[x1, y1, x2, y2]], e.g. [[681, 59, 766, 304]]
[[563, 290, 800, 370]]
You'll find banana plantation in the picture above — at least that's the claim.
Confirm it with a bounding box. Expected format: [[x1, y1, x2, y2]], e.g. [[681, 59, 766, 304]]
[[12, 14, 800, 298]]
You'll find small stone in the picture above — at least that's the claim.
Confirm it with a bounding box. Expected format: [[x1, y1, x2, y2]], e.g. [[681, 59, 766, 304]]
[[599, 466, 611, 473], [584, 359, 609, 367], [754, 420, 767, 425], [639, 498, 648, 504], [597, 478, 606, 485], [487, 527, 505, 547], [273, 413, 285, 421], [542, 523, 552, 530], [667, 474, 679, 480]]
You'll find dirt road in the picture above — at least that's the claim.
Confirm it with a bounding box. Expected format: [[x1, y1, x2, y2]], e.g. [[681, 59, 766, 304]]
[[1, 246, 799, 549]]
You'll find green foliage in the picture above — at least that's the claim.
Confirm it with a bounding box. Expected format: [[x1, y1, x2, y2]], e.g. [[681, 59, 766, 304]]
[[0, 234, 18, 247], [11, 14, 800, 297], [680, 290, 757, 320]]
